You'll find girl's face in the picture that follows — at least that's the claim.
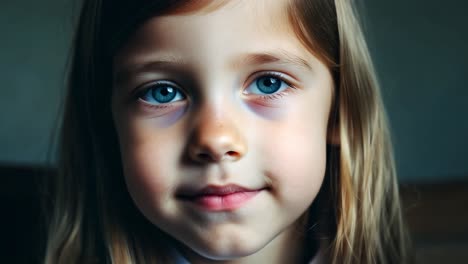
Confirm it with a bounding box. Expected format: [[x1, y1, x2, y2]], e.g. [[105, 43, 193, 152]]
[[112, 0, 334, 262]]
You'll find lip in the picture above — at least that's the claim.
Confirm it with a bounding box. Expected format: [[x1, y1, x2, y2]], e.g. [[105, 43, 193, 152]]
[[177, 184, 265, 211]]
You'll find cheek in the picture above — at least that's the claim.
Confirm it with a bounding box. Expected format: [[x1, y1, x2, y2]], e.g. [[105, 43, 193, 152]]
[[122, 144, 170, 196], [116, 119, 182, 213], [268, 123, 326, 188], [260, 102, 328, 207]]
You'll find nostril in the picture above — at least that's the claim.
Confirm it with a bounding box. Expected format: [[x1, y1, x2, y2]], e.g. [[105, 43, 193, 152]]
[[195, 151, 240, 162], [197, 153, 213, 162], [226, 151, 238, 158]]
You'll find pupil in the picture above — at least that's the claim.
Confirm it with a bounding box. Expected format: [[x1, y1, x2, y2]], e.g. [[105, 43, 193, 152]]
[[264, 78, 276, 86], [160, 87, 172, 96]]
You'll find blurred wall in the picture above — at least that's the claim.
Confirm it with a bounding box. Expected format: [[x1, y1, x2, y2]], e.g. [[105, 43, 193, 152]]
[[0, 0, 466, 182], [0, 0, 76, 164], [361, 0, 468, 181]]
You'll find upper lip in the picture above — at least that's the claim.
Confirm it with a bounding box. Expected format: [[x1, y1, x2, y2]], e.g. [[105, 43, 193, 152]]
[[177, 184, 260, 198]]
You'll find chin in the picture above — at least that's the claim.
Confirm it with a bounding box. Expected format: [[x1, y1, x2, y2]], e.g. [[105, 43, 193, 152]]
[[192, 247, 260, 261], [183, 235, 268, 261]]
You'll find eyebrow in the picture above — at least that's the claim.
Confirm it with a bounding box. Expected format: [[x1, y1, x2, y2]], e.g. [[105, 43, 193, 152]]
[[114, 50, 312, 85], [114, 54, 188, 85], [231, 50, 313, 71]]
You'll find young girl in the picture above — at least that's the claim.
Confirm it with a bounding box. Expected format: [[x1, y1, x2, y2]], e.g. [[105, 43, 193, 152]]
[[44, 0, 411, 263]]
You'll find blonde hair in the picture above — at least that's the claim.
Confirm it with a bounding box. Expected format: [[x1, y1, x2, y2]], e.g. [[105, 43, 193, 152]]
[[44, 0, 411, 263]]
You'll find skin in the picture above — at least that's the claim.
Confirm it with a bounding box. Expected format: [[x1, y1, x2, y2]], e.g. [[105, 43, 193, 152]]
[[112, 1, 335, 263]]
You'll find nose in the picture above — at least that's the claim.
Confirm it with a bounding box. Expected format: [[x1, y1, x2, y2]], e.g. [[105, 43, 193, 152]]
[[188, 105, 247, 163]]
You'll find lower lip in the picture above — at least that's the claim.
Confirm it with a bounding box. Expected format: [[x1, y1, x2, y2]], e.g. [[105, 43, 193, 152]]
[[185, 190, 262, 211]]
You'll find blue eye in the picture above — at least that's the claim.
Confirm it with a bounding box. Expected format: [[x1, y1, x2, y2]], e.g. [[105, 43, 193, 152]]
[[139, 82, 185, 105], [244, 74, 290, 95]]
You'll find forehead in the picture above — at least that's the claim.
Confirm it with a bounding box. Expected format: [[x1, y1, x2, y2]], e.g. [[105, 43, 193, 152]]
[[115, 0, 312, 65], [165, 0, 293, 29]]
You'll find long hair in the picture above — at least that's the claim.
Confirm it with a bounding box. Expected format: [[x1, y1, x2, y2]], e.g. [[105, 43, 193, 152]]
[[43, 0, 411, 263], [289, 0, 412, 263]]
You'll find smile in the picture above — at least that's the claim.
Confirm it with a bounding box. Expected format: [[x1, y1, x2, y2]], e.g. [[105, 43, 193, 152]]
[[176, 184, 265, 211]]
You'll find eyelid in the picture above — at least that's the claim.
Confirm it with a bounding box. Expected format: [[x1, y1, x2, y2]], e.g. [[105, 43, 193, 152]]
[[243, 71, 296, 93], [130, 80, 187, 111], [132, 79, 185, 98]]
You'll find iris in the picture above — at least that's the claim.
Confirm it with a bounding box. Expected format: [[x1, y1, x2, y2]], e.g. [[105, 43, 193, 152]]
[[140, 83, 184, 104], [152, 86, 177, 103], [256, 76, 282, 94]]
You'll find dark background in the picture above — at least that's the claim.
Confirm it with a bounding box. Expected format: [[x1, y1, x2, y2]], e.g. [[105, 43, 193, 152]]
[[0, 0, 467, 263]]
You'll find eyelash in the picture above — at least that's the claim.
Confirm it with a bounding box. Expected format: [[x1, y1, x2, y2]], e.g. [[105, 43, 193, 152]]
[[248, 72, 296, 101], [133, 80, 185, 110], [134, 72, 296, 108]]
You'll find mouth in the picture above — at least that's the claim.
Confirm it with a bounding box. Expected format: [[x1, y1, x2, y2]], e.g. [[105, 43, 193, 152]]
[[176, 184, 267, 211]]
